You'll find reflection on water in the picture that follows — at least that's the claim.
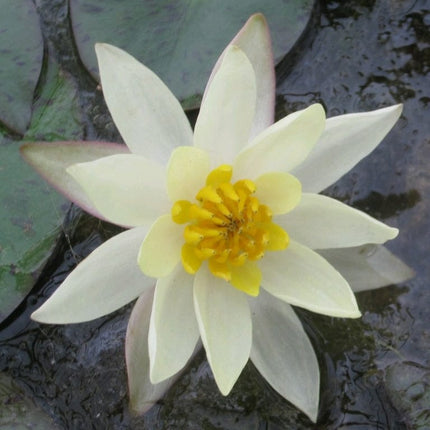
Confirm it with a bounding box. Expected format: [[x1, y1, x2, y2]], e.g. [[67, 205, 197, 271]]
[[352, 189, 421, 219], [1, 0, 429, 428]]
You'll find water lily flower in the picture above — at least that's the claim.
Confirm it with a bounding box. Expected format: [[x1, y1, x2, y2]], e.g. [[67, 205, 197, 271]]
[[21, 14, 410, 423]]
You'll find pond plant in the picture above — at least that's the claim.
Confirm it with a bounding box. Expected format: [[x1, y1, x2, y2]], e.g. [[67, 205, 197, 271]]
[[21, 14, 404, 423]]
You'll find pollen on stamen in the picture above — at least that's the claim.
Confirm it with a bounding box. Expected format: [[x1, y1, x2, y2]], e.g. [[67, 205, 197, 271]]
[[171, 164, 289, 296]]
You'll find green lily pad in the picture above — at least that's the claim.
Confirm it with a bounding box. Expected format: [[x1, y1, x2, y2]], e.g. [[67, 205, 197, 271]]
[[0, 372, 59, 429], [0, 59, 84, 323], [25, 59, 84, 142], [0, 140, 66, 323], [70, 0, 315, 109], [0, 0, 43, 134]]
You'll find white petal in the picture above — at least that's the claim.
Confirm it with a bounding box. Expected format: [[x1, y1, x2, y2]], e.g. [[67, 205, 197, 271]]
[[126, 288, 175, 414], [260, 240, 361, 318], [278, 193, 398, 249], [193, 266, 252, 395], [203, 14, 275, 138], [292, 104, 403, 193], [167, 146, 210, 202], [95, 43, 193, 163], [67, 154, 169, 228], [31, 227, 151, 323], [149, 264, 200, 383], [250, 290, 319, 422], [194, 45, 256, 165], [138, 214, 183, 278], [20, 141, 129, 220], [233, 104, 325, 180], [319, 245, 414, 292]]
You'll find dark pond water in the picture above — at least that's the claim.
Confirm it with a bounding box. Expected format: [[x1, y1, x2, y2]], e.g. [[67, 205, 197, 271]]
[[1, 0, 429, 428]]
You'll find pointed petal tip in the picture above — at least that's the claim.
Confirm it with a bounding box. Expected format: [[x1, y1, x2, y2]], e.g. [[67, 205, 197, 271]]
[[30, 309, 43, 323], [310, 102, 326, 117], [393, 103, 403, 121], [300, 395, 320, 423], [149, 370, 165, 386], [129, 398, 157, 416], [376, 224, 399, 243], [223, 43, 244, 57], [389, 227, 399, 240], [19, 143, 37, 167], [245, 13, 268, 29], [249, 12, 265, 21], [339, 296, 362, 318], [29, 305, 94, 325], [349, 309, 362, 319], [301, 102, 326, 132], [211, 367, 237, 396], [308, 407, 319, 424], [391, 102, 403, 114], [147, 356, 184, 386], [217, 381, 234, 396], [19, 141, 32, 156], [331, 297, 362, 319], [95, 42, 113, 54], [95, 42, 126, 60], [19, 141, 43, 164], [95, 43, 124, 67], [377, 103, 403, 124], [94, 42, 110, 60], [30, 305, 58, 324], [30, 307, 74, 325]]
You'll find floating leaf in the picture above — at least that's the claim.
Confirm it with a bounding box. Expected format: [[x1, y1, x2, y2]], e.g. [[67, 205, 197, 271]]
[[0, 58, 84, 323], [0, 0, 43, 134], [26, 59, 84, 142], [0, 140, 66, 322], [70, 0, 315, 109]]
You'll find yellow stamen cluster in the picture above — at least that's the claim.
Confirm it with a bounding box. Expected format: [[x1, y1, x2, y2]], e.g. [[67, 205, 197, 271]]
[[171, 165, 289, 296]]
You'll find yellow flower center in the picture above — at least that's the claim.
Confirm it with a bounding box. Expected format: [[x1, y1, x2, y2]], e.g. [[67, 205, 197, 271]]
[[171, 165, 289, 296]]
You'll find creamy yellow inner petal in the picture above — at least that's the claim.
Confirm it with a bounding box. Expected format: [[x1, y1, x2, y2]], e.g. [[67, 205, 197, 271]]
[[172, 164, 290, 296]]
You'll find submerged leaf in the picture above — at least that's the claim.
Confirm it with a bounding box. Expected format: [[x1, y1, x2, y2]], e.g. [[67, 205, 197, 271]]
[[0, 372, 59, 429]]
